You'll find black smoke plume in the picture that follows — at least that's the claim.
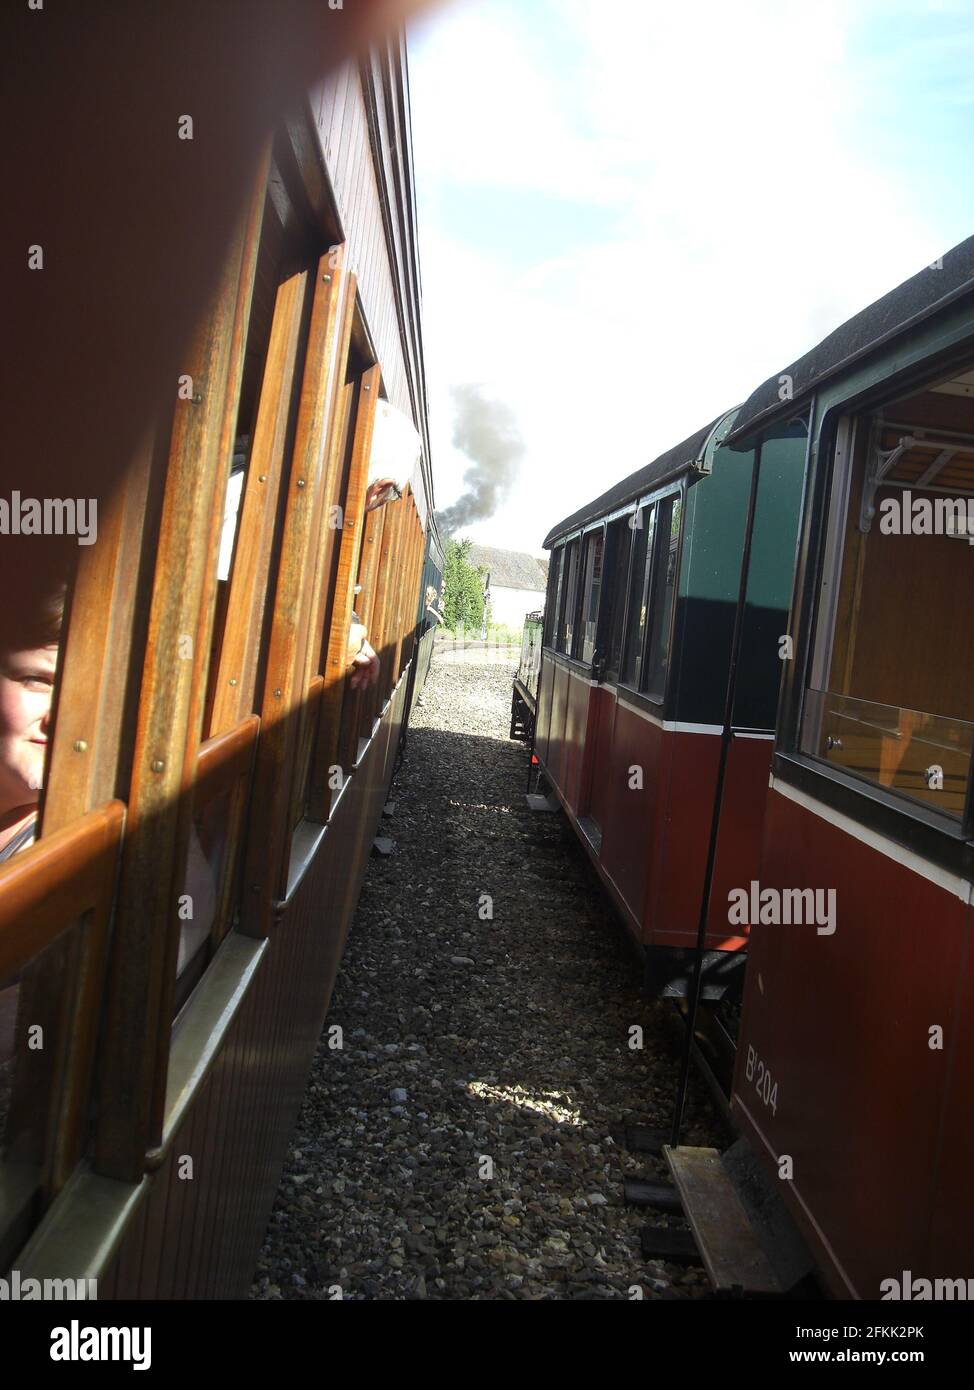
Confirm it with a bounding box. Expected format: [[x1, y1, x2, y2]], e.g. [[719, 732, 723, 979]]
[[436, 384, 524, 536]]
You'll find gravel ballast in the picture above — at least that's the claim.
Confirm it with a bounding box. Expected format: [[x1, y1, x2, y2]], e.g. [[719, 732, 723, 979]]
[[251, 659, 723, 1301]]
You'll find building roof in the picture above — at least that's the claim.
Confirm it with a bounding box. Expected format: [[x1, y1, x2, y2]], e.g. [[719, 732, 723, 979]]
[[467, 544, 549, 592], [542, 415, 724, 549], [728, 233, 974, 444]]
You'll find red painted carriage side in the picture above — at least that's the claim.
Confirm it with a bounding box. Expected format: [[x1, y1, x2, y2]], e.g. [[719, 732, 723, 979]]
[[642, 726, 719, 950], [562, 671, 594, 814], [535, 652, 555, 768], [596, 698, 661, 932], [536, 676, 769, 956], [548, 661, 570, 791], [924, 892, 974, 1278], [702, 733, 773, 949], [585, 687, 615, 832], [732, 783, 970, 1298]]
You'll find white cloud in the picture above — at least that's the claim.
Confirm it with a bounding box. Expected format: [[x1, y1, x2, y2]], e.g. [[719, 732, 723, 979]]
[[410, 0, 974, 552]]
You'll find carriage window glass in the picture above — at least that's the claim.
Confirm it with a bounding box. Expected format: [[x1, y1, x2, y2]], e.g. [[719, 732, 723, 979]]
[[1, 917, 86, 1253], [545, 547, 564, 646], [642, 495, 682, 699], [603, 516, 633, 683], [621, 504, 654, 686], [802, 367, 974, 821], [558, 539, 580, 655], [574, 529, 604, 664]]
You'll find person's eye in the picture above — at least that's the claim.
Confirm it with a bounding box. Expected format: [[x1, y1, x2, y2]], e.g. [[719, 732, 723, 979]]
[[22, 676, 53, 693]]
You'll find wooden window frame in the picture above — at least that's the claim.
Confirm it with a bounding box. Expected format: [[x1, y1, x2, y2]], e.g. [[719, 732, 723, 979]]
[[307, 363, 381, 820], [93, 163, 267, 1183], [0, 801, 125, 1262], [239, 255, 357, 937]]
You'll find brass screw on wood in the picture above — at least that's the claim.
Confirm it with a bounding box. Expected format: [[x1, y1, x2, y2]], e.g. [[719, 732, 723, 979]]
[[274, 688, 282, 698], [229, 678, 237, 686], [73, 739, 88, 753], [259, 474, 267, 482], [297, 478, 306, 488], [322, 273, 332, 283], [151, 759, 165, 773], [192, 392, 203, 405]]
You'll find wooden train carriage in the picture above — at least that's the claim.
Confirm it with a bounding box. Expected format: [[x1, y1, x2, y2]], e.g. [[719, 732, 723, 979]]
[[535, 411, 805, 996], [1, 39, 434, 1298], [730, 235, 974, 1298]]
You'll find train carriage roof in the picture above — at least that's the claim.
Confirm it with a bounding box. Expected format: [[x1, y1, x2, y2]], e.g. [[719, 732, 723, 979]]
[[727, 233, 974, 445], [543, 235, 974, 551], [542, 415, 725, 549]]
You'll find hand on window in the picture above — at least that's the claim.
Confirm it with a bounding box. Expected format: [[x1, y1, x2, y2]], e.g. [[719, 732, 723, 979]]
[[365, 478, 400, 512], [347, 620, 380, 689], [349, 639, 380, 689]]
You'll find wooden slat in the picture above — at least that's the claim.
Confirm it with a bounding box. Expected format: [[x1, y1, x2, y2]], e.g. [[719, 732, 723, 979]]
[[194, 716, 260, 948], [304, 375, 357, 688], [388, 504, 414, 687], [41, 439, 158, 834], [399, 511, 418, 671], [336, 501, 386, 770], [208, 269, 309, 735], [384, 492, 416, 695], [389, 495, 415, 688], [240, 257, 356, 933], [393, 505, 424, 681], [287, 344, 359, 829], [308, 363, 381, 819], [361, 495, 405, 730], [406, 516, 429, 668], [663, 1144, 781, 1294], [196, 715, 260, 802]]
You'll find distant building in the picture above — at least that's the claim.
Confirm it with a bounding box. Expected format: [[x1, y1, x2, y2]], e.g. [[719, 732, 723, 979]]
[[467, 544, 549, 631]]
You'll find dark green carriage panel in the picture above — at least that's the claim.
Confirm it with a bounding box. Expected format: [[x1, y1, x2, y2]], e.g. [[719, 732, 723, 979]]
[[731, 419, 807, 730], [671, 444, 755, 725]]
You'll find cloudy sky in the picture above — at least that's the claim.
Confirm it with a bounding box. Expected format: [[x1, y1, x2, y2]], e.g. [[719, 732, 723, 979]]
[[407, 0, 974, 555]]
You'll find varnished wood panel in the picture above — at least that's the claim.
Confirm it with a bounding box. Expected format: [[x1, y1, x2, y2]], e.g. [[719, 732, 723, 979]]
[[92, 671, 416, 1299], [210, 270, 309, 735], [309, 364, 382, 818], [241, 260, 356, 933], [316, 66, 410, 423]]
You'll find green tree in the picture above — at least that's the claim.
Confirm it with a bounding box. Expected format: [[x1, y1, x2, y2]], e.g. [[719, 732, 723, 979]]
[[442, 537, 486, 634]]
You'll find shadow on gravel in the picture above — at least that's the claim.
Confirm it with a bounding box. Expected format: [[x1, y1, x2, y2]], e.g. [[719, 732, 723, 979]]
[[252, 677, 726, 1302]]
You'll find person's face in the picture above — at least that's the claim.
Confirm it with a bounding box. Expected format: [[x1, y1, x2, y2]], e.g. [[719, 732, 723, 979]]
[[0, 645, 57, 812]]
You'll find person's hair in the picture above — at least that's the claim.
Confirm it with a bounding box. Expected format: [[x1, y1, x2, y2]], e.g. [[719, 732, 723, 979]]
[[0, 584, 66, 656]]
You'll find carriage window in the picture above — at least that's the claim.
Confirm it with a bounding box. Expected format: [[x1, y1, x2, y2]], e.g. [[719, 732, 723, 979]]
[[602, 515, 634, 684], [802, 367, 974, 821], [558, 539, 580, 655], [621, 504, 654, 686], [573, 528, 604, 664], [642, 495, 682, 699], [545, 547, 564, 646]]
